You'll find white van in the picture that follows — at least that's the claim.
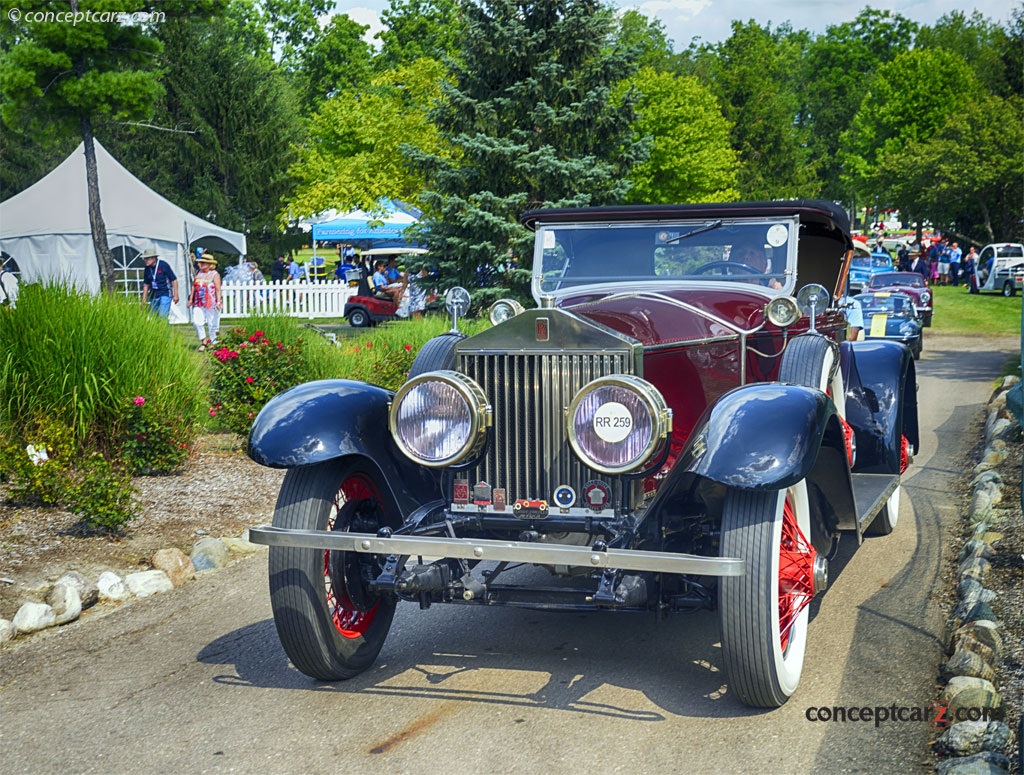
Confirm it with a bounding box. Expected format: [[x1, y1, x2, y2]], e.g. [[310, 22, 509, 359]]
[[978, 243, 1024, 296]]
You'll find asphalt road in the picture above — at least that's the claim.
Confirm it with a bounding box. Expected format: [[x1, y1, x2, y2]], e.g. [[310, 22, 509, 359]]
[[1, 333, 1017, 775]]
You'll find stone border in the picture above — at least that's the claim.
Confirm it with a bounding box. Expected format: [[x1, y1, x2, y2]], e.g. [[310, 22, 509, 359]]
[[931, 375, 1019, 774], [0, 530, 266, 643]]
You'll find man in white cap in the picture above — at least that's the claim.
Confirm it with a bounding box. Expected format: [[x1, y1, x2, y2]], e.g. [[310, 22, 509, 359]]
[[140, 249, 179, 318]]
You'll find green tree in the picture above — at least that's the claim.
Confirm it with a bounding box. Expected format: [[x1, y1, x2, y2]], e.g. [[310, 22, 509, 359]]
[[106, 13, 302, 265], [256, 0, 333, 64], [375, 0, 464, 71], [875, 93, 1024, 243], [840, 48, 978, 205], [691, 21, 817, 200], [801, 9, 916, 202], [624, 67, 738, 204], [615, 9, 677, 72], [294, 13, 373, 109], [916, 10, 1012, 96], [284, 57, 450, 219], [407, 0, 645, 299], [0, 0, 223, 291]]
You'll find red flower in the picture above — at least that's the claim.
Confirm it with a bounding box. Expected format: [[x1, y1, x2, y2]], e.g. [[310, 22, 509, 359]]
[[248, 334, 259, 342], [133, 396, 146, 406], [366, 342, 373, 349], [254, 330, 264, 337], [209, 408, 218, 417], [404, 344, 412, 351], [246, 376, 255, 383]]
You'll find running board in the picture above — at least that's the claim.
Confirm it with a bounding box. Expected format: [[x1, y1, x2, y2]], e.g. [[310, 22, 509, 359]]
[[851, 473, 900, 534], [248, 527, 746, 577]]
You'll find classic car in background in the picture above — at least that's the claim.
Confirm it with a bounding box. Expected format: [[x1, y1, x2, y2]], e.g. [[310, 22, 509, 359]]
[[854, 291, 923, 360], [248, 200, 919, 709], [866, 271, 933, 326], [848, 243, 893, 294], [977, 243, 1024, 296]]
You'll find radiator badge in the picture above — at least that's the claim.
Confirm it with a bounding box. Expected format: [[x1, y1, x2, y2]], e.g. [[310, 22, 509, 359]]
[[583, 480, 611, 513], [552, 485, 576, 510], [492, 488, 506, 511], [513, 499, 549, 519], [453, 479, 470, 505], [473, 481, 492, 507]]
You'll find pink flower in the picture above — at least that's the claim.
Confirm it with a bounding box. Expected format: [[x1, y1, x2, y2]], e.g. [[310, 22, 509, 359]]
[[209, 408, 218, 417], [404, 344, 412, 351], [133, 396, 146, 406], [246, 376, 255, 383]]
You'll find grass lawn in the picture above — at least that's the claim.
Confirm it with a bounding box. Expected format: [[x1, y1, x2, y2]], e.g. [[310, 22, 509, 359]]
[[929, 284, 1023, 337]]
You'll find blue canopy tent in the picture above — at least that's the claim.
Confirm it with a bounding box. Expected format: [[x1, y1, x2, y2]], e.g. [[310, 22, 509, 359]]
[[310, 201, 421, 250]]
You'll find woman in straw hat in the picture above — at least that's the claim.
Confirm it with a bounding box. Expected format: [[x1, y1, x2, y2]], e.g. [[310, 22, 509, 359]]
[[188, 253, 222, 350]]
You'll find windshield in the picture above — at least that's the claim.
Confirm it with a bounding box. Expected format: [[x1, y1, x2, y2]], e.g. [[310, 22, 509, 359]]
[[856, 293, 915, 318], [871, 273, 924, 288], [533, 217, 798, 297]]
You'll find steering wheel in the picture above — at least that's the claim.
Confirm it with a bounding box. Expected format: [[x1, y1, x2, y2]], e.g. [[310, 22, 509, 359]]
[[693, 260, 760, 276]]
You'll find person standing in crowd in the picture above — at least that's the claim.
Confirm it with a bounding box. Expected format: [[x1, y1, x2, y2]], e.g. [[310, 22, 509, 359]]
[[287, 256, 301, 283], [141, 249, 179, 319], [936, 238, 951, 285], [907, 250, 929, 280], [271, 254, 287, 283], [0, 263, 20, 309], [963, 247, 980, 294], [188, 254, 222, 350], [896, 243, 910, 271], [948, 241, 962, 287]]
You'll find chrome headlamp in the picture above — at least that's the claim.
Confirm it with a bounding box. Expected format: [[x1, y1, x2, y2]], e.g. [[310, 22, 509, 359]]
[[765, 295, 801, 328], [389, 370, 490, 467], [567, 375, 672, 475], [488, 298, 525, 325], [920, 290, 931, 303]]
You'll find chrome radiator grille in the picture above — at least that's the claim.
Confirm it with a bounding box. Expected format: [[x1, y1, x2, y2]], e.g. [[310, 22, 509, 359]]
[[458, 350, 635, 504]]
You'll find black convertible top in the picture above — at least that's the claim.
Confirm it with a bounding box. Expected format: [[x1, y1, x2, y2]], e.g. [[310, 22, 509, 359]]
[[521, 200, 853, 251]]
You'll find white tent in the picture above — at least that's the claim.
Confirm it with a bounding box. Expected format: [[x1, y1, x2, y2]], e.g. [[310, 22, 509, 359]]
[[0, 140, 246, 317]]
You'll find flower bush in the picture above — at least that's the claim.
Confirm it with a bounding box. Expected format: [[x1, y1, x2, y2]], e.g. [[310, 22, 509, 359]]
[[207, 327, 307, 436], [119, 395, 193, 475]]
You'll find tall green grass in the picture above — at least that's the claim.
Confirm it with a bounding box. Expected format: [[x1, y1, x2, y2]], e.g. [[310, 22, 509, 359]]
[[0, 284, 206, 447]]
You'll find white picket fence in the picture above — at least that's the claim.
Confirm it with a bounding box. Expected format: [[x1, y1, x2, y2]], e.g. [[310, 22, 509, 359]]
[[219, 280, 357, 319]]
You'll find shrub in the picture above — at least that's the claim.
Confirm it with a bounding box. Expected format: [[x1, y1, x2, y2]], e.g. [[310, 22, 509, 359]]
[[0, 284, 205, 530]]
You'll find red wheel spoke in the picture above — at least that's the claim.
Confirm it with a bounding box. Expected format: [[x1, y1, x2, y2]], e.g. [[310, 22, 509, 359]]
[[778, 497, 816, 651], [321, 472, 383, 639]]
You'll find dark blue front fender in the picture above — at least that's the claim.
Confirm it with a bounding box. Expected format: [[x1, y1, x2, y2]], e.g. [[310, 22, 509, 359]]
[[686, 383, 837, 490], [248, 379, 441, 515]]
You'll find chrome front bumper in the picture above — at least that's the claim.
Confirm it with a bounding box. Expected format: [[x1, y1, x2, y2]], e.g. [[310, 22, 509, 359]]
[[248, 526, 745, 577]]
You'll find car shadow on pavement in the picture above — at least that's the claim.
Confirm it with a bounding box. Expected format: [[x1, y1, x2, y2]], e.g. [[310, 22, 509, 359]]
[[197, 603, 795, 721]]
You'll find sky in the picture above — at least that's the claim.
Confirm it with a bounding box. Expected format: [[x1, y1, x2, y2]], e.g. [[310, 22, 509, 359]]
[[336, 0, 1018, 50]]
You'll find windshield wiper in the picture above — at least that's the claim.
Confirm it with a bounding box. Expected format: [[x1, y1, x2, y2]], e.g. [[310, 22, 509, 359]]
[[665, 219, 723, 244]]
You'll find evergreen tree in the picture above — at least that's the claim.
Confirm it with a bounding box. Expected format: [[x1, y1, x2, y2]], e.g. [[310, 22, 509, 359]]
[[406, 0, 645, 303]]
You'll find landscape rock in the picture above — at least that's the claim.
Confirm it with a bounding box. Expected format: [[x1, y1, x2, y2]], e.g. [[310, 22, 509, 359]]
[[0, 618, 16, 642], [955, 621, 1003, 659], [46, 580, 82, 625], [941, 646, 997, 683], [957, 557, 990, 583], [190, 536, 229, 571], [222, 535, 263, 554], [934, 750, 1010, 775], [54, 570, 98, 609], [97, 571, 130, 603], [13, 601, 56, 634], [151, 548, 195, 588], [934, 721, 1012, 757], [940, 681, 1002, 719], [124, 570, 174, 598]]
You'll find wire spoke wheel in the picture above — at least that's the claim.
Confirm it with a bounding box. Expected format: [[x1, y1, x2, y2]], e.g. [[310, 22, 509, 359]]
[[269, 458, 398, 680], [719, 481, 814, 707]]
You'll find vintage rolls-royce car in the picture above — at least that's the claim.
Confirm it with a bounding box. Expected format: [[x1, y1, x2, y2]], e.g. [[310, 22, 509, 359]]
[[865, 271, 933, 327], [248, 200, 919, 708]]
